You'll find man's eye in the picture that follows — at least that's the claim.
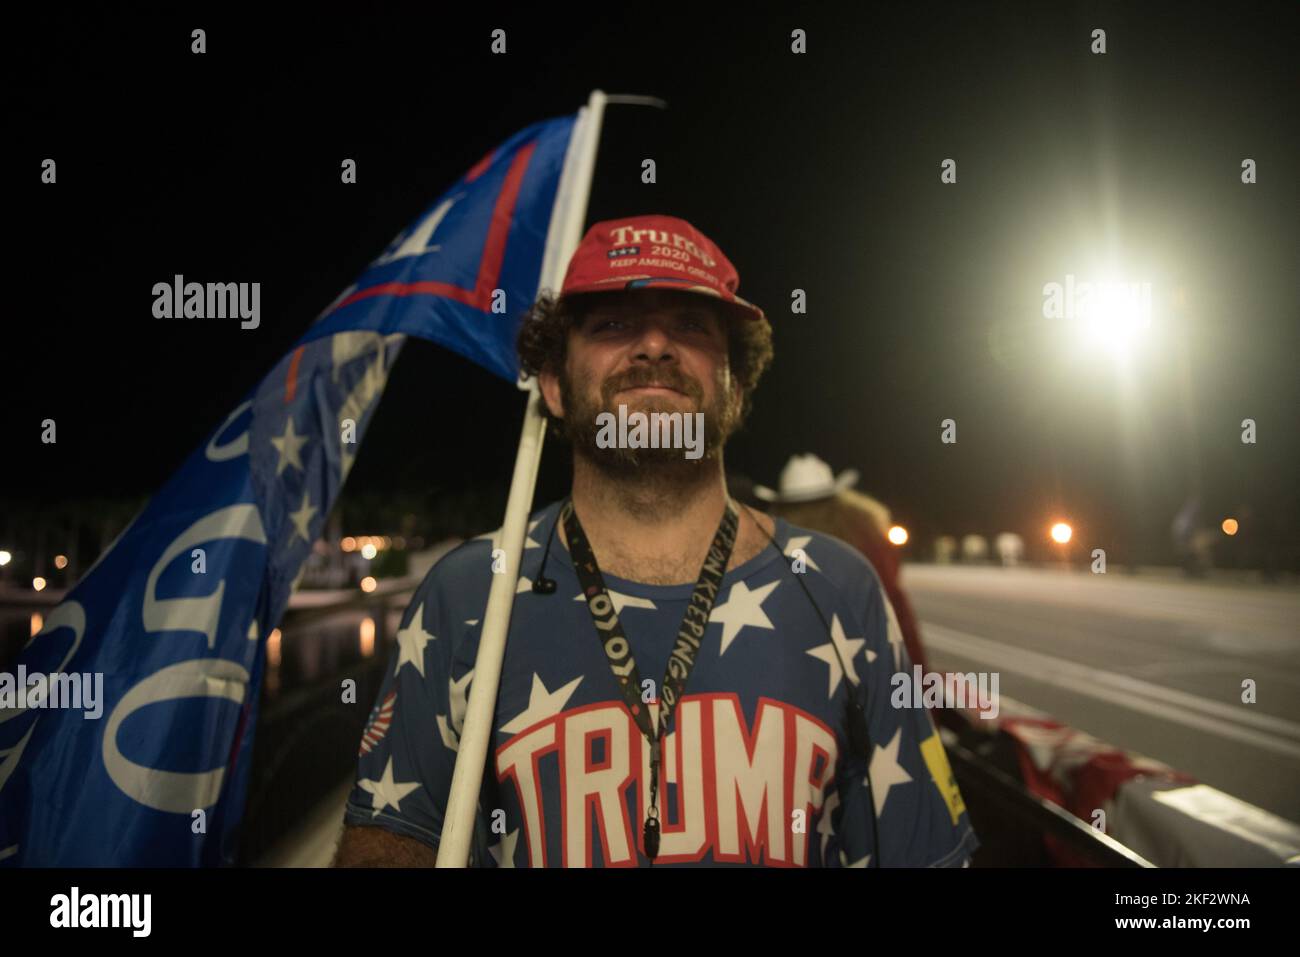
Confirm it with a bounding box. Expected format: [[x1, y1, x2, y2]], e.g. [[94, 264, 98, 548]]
[[591, 317, 626, 331]]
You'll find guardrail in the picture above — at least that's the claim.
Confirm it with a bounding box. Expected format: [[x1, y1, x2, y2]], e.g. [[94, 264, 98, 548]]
[[942, 721, 1154, 867]]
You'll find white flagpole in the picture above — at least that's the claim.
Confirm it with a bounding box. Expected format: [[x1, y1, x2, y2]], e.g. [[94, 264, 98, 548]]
[[435, 90, 611, 867]]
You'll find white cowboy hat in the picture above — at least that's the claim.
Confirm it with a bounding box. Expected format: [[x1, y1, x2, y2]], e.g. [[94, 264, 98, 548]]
[[753, 454, 859, 504]]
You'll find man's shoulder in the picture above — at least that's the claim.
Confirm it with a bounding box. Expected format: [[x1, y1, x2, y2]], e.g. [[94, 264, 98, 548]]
[[410, 504, 560, 607], [778, 519, 884, 602], [419, 536, 492, 589]]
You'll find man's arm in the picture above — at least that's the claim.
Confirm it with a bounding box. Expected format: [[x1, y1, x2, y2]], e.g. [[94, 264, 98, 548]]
[[332, 824, 438, 867], [337, 549, 472, 867], [850, 569, 980, 866]]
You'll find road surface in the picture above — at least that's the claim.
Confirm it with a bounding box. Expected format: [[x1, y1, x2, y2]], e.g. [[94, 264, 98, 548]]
[[905, 564, 1300, 824]]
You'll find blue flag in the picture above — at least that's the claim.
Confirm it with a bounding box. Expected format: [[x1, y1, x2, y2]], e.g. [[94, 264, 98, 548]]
[[0, 112, 580, 865]]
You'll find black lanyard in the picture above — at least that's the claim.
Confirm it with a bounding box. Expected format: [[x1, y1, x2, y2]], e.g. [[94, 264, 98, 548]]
[[562, 497, 739, 862]]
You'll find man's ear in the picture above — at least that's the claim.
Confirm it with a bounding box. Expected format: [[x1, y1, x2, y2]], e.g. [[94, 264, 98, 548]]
[[538, 368, 565, 420]]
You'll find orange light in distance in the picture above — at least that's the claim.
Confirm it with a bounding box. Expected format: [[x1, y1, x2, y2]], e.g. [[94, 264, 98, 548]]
[[887, 525, 909, 546], [1222, 518, 1239, 536], [1050, 523, 1073, 544]]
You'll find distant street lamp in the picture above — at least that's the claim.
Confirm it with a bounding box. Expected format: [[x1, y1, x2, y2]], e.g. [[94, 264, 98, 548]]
[[1050, 522, 1073, 545], [1221, 518, 1239, 536], [887, 525, 909, 546]]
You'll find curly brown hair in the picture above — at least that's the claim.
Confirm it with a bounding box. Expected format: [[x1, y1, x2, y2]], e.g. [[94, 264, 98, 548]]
[[515, 289, 774, 429]]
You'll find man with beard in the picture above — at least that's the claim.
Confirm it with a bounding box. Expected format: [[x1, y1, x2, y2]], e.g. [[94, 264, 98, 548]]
[[333, 215, 978, 868]]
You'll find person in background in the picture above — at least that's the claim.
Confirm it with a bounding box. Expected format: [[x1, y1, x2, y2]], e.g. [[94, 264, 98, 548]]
[[757, 454, 931, 676]]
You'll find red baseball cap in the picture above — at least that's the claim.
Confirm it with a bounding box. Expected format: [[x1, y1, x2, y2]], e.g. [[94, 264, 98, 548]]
[[557, 214, 766, 324]]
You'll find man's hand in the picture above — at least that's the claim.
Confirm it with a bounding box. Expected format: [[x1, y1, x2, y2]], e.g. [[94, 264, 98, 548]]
[[332, 824, 438, 867]]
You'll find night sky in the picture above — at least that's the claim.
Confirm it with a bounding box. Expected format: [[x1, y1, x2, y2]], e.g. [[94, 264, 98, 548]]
[[7, 3, 1297, 566]]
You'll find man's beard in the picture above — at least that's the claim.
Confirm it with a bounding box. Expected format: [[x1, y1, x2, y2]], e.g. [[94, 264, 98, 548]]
[[557, 364, 738, 479]]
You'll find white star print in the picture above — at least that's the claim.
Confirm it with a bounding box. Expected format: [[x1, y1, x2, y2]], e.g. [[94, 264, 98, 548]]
[[805, 614, 866, 697], [394, 604, 434, 677], [884, 597, 905, 671], [500, 673, 584, 735], [358, 757, 420, 817], [515, 575, 533, 594], [269, 417, 308, 476], [840, 850, 871, 868], [436, 713, 458, 752], [449, 668, 474, 735], [829, 614, 865, 686], [711, 579, 779, 654], [817, 789, 841, 862], [571, 589, 657, 615], [289, 491, 316, 542], [488, 828, 520, 868], [867, 728, 913, 817], [784, 535, 821, 572]]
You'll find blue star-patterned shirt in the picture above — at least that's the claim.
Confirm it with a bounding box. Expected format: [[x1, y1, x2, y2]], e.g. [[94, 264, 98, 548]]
[[344, 499, 979, 867]]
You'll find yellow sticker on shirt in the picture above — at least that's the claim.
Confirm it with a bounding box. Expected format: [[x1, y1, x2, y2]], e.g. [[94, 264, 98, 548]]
[[919, 731, 966, 826]]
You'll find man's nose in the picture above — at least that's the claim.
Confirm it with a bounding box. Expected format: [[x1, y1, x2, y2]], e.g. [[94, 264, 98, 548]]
[[630, 320, 676, 362]]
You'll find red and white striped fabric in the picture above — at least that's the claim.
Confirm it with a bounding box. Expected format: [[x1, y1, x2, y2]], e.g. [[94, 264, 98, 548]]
[[359, 691, 397, 756]]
